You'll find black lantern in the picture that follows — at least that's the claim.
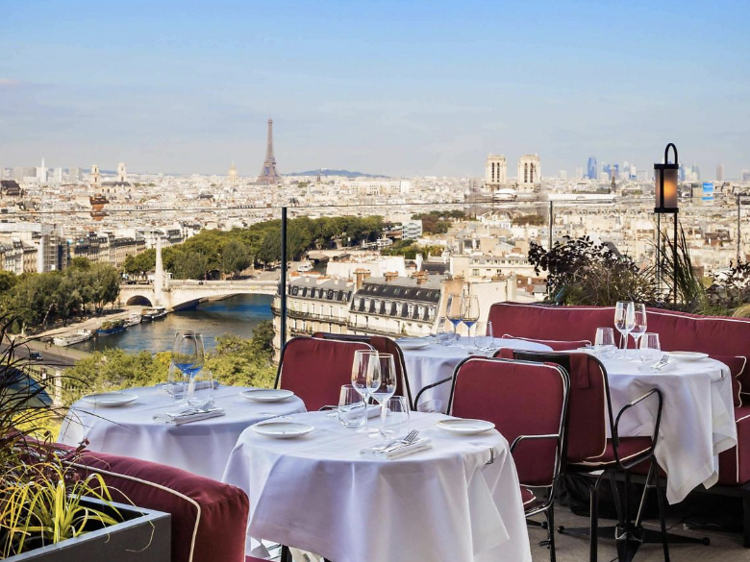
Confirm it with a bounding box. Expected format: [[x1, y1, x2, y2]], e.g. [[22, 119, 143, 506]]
[[654, 143, 679, 213], [654, 143, 679, 306]]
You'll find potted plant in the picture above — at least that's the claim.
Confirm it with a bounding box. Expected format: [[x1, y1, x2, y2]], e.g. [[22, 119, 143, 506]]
[[0, 316, 170, 561]]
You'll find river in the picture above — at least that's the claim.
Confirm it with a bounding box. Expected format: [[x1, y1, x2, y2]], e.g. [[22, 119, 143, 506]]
[[71, 295, 274, 354]]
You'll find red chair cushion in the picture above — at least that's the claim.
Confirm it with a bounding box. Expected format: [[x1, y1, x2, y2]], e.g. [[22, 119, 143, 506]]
[[246, 557, 268, 562], [572, 436, 653, 468], [450, 358, 566, 487], [501, 334, 591, 351], [278, 337, 373, 411], [718, 405, 750, 485], [76, 450, 249, 562], [709, 355, 746, 407], [519, 486, 543, 514]]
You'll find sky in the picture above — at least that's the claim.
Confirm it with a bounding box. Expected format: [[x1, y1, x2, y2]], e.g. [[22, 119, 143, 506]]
[[1, 0, 749, 179]]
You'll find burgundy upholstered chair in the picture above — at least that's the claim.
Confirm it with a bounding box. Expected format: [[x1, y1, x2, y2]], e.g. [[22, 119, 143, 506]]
[[275, 336, 374, 411], [311, 332, 413, 409], [70, 449, 250, 562], [511, 350, 669, 562], [448, 357, 569, 562]]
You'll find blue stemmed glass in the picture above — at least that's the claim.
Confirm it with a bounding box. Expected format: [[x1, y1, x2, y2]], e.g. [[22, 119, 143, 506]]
[[172, 331, 205, 405]]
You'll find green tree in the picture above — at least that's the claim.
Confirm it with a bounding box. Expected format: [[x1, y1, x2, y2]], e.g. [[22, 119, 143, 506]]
[[221, 240, 251, 277], [87, 263, 121, 313]]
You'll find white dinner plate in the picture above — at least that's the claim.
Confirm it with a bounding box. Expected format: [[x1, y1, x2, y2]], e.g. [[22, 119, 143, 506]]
[[397, 339, 430, 351], [81, 392, 138, 407], [240, 389, 295, 403], [435, 418, 495, 435], [251, 421, 314, 439], [667, 351, 709, 362]]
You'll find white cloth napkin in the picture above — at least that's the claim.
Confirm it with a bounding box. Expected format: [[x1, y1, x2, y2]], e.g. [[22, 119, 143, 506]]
[[361, 438, 433, 460], [153, 407, 226, 425]]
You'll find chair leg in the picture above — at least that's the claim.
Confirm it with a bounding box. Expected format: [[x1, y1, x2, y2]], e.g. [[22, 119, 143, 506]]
[[654, 469, 671, 562], [589, 474, 604, 562], [280, 545, 293, 562], [546, 505, 557, 562]]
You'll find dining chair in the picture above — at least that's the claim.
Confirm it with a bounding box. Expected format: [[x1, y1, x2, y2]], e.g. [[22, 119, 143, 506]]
[[311, 332, 414, 409], [275, 336, 374, 411], [511, 350, 671, 562], [448, 356, 570, 562]]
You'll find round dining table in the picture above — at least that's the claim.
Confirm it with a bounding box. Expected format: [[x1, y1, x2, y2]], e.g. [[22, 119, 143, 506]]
[[58, 385, 306, 481], [222, 410, 532, 562], [594, 349, 736, 504], [401, 337, 553, 412]]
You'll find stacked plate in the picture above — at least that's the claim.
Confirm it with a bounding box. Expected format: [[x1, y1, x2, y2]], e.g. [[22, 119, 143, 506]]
[[81, 392, 138, 407], [240, 389, 295, 403]]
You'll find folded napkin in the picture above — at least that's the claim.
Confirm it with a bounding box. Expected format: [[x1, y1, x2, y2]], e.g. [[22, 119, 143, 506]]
[[153, 407, 225, 425], [361, 438, 433, 460], [327, 404, 382, 418]]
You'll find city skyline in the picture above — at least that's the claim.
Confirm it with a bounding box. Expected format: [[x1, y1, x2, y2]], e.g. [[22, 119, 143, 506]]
[[1, 0, 748, 177]]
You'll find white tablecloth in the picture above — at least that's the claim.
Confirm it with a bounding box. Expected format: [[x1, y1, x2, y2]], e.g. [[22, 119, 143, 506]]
[[58, 385, 306, 480], [404, 338, 553, 412], [599, 350, 736, 504], [223, 411, 532, 562]]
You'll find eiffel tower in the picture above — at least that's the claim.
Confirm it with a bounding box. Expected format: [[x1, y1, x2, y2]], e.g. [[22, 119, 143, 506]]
[[257, 118, 282, 184]]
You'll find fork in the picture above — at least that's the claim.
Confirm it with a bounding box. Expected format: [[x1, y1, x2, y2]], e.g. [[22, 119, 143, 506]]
[[652, 355, 670, 371], [375, 429, 420, 453]]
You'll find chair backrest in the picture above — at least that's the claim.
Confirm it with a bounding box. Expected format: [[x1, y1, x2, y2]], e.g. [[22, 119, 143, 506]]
[[511, 350, 611, 464], [311, 332, 413, 408], [448, 357, 569, 487], [71, 449, 249, 562], [276, 336, 374, 411]]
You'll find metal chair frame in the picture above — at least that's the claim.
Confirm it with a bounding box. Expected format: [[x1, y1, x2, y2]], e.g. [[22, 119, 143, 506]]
[[447, 356, 570, 562]]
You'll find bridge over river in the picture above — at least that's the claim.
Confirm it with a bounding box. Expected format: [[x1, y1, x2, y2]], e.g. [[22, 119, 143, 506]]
[[119, 279, 279, 310]]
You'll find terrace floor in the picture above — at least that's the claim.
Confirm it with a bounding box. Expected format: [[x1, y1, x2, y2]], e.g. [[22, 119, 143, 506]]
[[281, 492, 748, 561]]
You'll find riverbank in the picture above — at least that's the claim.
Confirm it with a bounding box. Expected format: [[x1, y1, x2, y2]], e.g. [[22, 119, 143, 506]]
[[36, 308, 142, 341]]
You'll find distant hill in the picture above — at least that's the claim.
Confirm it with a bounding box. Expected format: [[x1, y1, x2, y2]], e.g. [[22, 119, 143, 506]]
[[287, 169, 389, 179]]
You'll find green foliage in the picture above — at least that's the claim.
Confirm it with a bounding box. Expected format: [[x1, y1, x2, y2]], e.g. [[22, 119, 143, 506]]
[[410, 210, 470, 235], [0, 270, 17, 293], [529, 237, 658, 306], [381, 240, 443, 259], [0, 318, 125, 557], [1, 261, 120, 333], [659, 225, 710, 312], [64, 322, 277, 405], [513, 213, 546, 226], [121, 216, 386, 279]]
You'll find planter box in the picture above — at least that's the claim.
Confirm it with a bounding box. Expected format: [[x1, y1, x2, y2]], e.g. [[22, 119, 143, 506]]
[[7, 497, 170, 562]]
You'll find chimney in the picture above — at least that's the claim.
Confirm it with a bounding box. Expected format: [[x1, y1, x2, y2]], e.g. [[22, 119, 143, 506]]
[[353, 268, 371, 290], [412, 270, 428, 285], [384, 271, 398, 283]]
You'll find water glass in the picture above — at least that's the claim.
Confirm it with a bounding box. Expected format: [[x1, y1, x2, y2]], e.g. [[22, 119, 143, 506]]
[[337, 384, 367, 429], [166, 363, 187, 403], [474, 321, 494, 353], [187, 368, 215, 407], [639, 332, 662, 366], [380, 396, 410, 436], [594, 327, 617, 359], [351, 350, 380, 430], [436, 316, 455, 346]]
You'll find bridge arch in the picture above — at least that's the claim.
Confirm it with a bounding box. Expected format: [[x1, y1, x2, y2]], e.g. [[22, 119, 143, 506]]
[[125, 295, 153, 307]]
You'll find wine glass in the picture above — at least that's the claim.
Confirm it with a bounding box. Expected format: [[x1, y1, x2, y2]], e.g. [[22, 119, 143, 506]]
[[371, 353, 397, 437], [614, 301, 635, 357], [462, 295, 481, 345], [445, 294, 464, 344], [172, 331, 206, 406], [351, 350, 380, 432], [629, 304, 647, 352], [639, 332, 662, 369]]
